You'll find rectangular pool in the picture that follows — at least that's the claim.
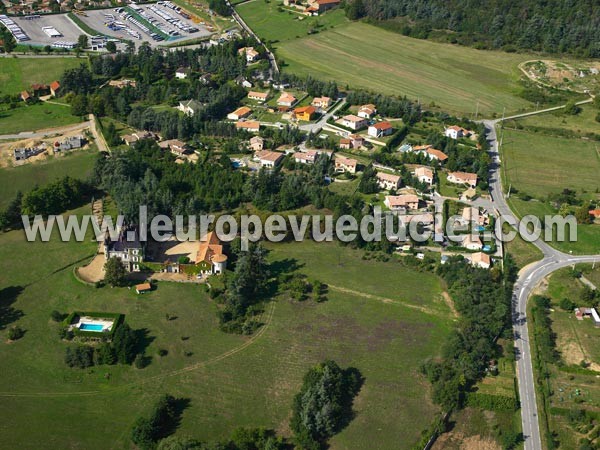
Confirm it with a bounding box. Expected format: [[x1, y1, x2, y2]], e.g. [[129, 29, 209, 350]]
[[80, 323, 104, 332]]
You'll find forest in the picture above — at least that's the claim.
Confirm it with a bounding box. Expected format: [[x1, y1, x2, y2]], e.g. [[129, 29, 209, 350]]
[[345, 0, 600, 57]]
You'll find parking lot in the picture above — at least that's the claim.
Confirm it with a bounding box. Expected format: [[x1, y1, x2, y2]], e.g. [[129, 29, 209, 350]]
[[77, 3, 213, 47], [15, 14, 86, 47]]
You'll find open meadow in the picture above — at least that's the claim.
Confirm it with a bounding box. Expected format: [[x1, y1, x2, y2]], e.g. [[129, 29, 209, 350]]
[[0, 101, 82, 134], [272, 22, 535, 116], [0, 209, 453, 449], [0, 57, 85, 96]]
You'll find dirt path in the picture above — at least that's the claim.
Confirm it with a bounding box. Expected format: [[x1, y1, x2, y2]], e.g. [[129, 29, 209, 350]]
[[327, 284, 447, 316]]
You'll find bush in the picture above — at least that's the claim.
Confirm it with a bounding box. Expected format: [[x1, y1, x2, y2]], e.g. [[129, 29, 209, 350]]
[[51, 310, 64, 322], [65, 345, 94, 368], [560, 298, 576, 311], [7, 326, 25, 341], [158, 348, 168, 357]]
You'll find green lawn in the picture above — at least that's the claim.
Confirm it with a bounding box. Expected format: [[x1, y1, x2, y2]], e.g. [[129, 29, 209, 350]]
[[0, 102, 82, 134], [0, 223, 452, 448], [501, 128, 600, 199], [0, 149, 98, 209], [236, 2, 348, 43], [273, 22, 536, 116], [0, 57, 85, 96]]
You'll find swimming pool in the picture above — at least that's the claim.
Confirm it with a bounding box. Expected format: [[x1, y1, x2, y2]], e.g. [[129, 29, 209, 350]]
[[79, 323, 104, 332]]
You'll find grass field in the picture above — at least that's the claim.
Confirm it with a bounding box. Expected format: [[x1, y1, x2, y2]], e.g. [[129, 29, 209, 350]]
[[501, 128, 600, 199], [0, 220, 453, 449], [0, 149, 98, 209], [236, 2, 348, 43], [0, 57, 85, 96], [271, 22, 535, 116], [504, 105, 600, 137], [0, 102, 82, 134]]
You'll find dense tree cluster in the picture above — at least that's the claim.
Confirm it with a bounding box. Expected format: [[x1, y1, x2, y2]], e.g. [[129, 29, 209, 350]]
[[349, 0, 600, 57], [131, 394, 180, 450], [290, 360, 362, 449], [20, 176, 91, 216], [421, 256, 516, 411]]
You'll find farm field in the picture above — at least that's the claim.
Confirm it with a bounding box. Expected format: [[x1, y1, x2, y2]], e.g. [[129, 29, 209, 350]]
[[0, 102, 82, 135], [0, 149, 98, 209], [501, 128, 600, 199], [273, 22, 536, 115], [504, 104, 600, 137], [0, 57, 84, 96], [0, 222, 453, 448], [535, 267, 600, 449], [236, 1, 348, 43]]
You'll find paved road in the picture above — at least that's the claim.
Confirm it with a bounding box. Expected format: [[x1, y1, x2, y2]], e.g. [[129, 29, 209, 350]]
[[483, 118, 600, 450], [298, 98, 347, 135]]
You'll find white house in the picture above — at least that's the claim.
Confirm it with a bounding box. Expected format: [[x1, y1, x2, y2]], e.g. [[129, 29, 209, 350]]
[[414, 167, 433, 185], [334, 155, 358, 174], [293, 150, 318, 164], [447, 171, 478, 188], [175, 67, 188, 79], [445, 125, 472, 139], [470, 252, 491, 269], [368, 121, 393, 138], [462, 234, 483, 250], [376, 171, 401, 190], [254, 150, 284, 168], [357, 104, 377, 119], [177, 99, 202, 116], [341, 114, 368, 130]]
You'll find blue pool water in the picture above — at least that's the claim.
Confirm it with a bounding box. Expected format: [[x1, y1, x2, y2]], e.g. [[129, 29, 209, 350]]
[[482, 245, 492, 252], [80, 323, 104, 332], [476, 226, 485, 231]]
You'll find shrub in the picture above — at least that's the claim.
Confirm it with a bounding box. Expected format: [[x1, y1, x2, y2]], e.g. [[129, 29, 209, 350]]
[[158, 349, 168, 357], [50, 310, 64, 322], [65, 345, 94, 368], [7, 326, 25, 341]]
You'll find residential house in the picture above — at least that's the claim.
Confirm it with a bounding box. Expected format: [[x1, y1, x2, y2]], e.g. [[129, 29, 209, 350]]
[[470, 252, 491, 269], [425, 148, 448, 162], [294, 105, 316, 121], [339, 134, 364, 150], [56, 136, 84, 151], [254, 150, 284, 168], [249, 136, 264, 151], [334, 155, 358, 174], [447, 171, 478, 188], [589, 209, 600, 221], [294, 150, 318, 164], [49, 80, 60, 97], [195, 231, 228, 275], [445, 125, 472, 139], [461, 234, 483, 251], [104, 226, 145, 272], [357, 104, 377, 119], [135, 283, 152, 294], [312, 96, 331, 109], [341, 114, 368, 130], [236, 120, 260, 133], [277, 92, 296, 107], [384, 194, 419, 213], [14, 146, 45, 162], [159, 139, 190, 156], [238, 46, 259, 63], [177, 99, 202, 116], [414, 167, 433, 185], [248, 91, 269, 102], [175, 67, 188, 79], [304, 0, 340, 14], [376, 172, 401, 190], [108, 79, 137, 89], [227, 106, 252, 121], [235, 76, 253, 88], [461, 207, 489, 226], [20, 91, 31, 102], [368, 121, 393, 138], [31, 83, 49, 96]]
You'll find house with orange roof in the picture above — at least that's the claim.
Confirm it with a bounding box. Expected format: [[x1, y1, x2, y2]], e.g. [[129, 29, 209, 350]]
[[357, 104, 377, 119], [384, 194, 420, 213], [445, 125, 473, 139], [425, 148, 449, 162], [376, 172, 401, 190], [414, 167, 434, 185], [294, 105, 316, 121], [447, 171, 478, 187], [294, 150, 318, 164], [589, 209, 600, 221], [227, 106, 252, 121], [248, 91, 269, 102], [236, 120, 260, 133], [254, 150, 284, 168], [339, 134, 364, 150], [334, 155, 358, 174], [304, 0, 340, 14], [277, 92, 297, 107], [195, 231, 228, 275], [312, 96, 331, 109], [470, 252, 491, 269], [368, 121, 393, 138], [341, 114, 368, 130], [50, 80, 61, 97]]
